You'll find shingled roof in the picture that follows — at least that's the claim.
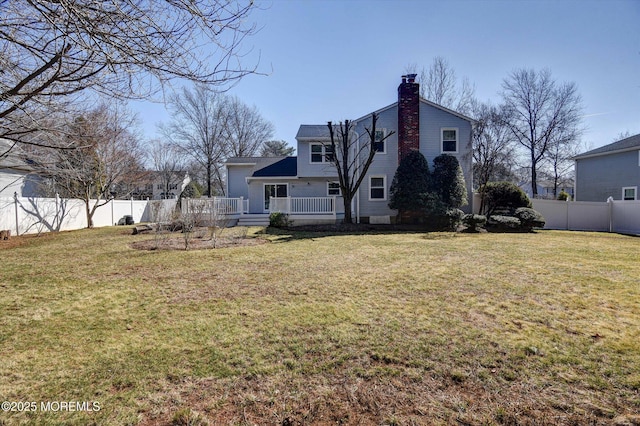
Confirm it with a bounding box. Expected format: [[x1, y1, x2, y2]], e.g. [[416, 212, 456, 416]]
[[252, 157, 297, 177], [574, 133, 640, 159]]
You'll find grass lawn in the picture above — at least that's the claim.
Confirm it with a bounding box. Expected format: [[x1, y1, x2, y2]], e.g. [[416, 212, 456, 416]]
[[1, 227, 639, 425]]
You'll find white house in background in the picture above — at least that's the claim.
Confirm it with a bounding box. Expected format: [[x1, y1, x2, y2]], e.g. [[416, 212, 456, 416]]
[[225, 75, 474, 226], [0, 138, 41, 197], [132, 171, 191, 200], [574, 133, 640, 201]]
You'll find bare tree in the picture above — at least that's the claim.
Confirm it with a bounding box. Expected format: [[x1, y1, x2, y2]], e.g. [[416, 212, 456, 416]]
[[406, 57, 475, 115], [224, 96, 275, 157], [260, 140, 295, 157], [327, 113, 394, 224], [0, 0, 258, 148], [471, 102, 517, 212], [161, 85, 228, 197], [162, 86, 275, 196], [149, 139, 186, 199], [43, 103, 145, 227], [501, 68, 583, 198]]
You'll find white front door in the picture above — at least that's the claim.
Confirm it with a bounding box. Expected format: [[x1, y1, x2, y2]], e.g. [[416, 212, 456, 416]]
[[264, 184, 288, 212]]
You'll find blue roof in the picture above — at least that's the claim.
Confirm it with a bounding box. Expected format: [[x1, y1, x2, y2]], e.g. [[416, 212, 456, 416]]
[[252, 157, 297, 177]]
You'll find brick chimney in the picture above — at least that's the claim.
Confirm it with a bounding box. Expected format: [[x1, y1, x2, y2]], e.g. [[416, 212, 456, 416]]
[[397, 74, 420, 163]]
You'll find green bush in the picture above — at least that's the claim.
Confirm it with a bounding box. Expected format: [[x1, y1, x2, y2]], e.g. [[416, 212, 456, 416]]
[[180, 181, 202, 199], [389, 150, 431, 213], [269, 212, 291, 228], [482, 181, 532, 215], [426, 208, 464, 231], [557, 190, 571, 201], [432, 154, 468, 209], [486, 215, 522, 232], [514, 207, 545, 230], [462, 214, 487, 232]]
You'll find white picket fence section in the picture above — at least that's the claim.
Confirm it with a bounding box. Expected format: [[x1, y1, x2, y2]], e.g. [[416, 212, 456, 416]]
[[0, 195, 151, 236]]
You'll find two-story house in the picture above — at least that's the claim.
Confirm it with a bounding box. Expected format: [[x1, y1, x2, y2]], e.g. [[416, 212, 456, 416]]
[[574, 133, 640, 201], [226, 75, 474, 226]]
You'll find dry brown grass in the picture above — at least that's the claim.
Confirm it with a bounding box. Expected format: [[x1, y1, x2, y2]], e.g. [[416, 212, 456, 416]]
[[0, 227, 639, 425]]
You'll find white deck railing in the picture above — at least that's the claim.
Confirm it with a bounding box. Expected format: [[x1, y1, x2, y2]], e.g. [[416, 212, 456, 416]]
[[270, 196, 336, 216], [182, 197, 246, 216]]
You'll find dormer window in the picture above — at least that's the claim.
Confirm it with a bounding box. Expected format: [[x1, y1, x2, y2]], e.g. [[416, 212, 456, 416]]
[[310, 143, 334, 163]]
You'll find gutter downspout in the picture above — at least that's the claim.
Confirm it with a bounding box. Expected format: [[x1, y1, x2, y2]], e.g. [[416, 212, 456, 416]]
[[354, 130, 360, 223]]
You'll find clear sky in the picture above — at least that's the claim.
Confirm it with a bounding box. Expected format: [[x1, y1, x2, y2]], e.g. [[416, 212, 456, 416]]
[[132, 0, 640, 153]]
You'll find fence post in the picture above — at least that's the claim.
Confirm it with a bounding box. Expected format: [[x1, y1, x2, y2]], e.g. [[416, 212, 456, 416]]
[[13, 191, 19, 236], [607, 197, 614, 233], [239, 196, 244, 215]]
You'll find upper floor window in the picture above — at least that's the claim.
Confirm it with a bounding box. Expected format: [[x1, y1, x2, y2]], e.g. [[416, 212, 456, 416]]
[[441, 128, 458, 153], [373, 129, 387, 153], [310, 143, 334, 163]]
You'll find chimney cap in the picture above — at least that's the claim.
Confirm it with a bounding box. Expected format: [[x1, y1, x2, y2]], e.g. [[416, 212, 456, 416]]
[[401, 75, 407, 83], [407, 73, 417, 83]]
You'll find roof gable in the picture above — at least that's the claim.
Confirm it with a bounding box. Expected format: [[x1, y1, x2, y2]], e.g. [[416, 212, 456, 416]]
[[575, 133, 640, 159]]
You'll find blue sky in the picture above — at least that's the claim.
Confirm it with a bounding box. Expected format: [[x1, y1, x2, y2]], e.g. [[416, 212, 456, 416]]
[[133, 0, 640, 152]]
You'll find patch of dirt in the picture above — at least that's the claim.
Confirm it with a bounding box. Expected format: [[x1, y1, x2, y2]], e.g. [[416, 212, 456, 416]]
[[130, 235, 268, 251]]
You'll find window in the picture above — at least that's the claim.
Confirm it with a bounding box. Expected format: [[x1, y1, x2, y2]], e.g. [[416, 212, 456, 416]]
[[169, 184, 178, 190], [310, 143, 334, 163], [157, 184, 163, 190], [327, 181, 341, 196], [622, 187, 637, 201], [373, 129, 387, 153], [369, 176, 386, 200], [441, 128, 458, 153]]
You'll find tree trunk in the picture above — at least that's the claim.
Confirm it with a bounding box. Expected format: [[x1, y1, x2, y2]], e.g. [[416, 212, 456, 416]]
[[343, 194, 353, 224], [530, 155, 538, 197], [84, 199, 94, 228]]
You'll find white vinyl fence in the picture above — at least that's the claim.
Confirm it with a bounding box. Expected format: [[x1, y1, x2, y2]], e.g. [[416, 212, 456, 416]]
[[533, 199, 640, 235], [473, 193, 640, 235], [0, 195, 152, 236]]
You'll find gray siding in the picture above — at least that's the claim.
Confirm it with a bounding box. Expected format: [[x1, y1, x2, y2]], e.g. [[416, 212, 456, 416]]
[[226, 165, 253, 199], [353, 107, 399, 218], [419, 102, 473, 212], [576, 150, 640, 201], [296, 140, 339, 178], [353, 102, 474, 218]]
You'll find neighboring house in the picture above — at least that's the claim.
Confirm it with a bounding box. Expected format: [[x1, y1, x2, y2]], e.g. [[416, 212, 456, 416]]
[[519, 179, 575, 200], [131, 171, 192, 200], [0, 138, 41, 197], [226, 75, 474, 225], [574, 133, 640, 201]]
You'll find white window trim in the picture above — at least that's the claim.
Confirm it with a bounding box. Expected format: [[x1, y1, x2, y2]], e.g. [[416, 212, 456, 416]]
[[373, 128, 387, 155], [622, 186, 637, 201], [327, 181, 341, 196], [368, 175, 387, 201], [309, 143, 333, 164], [441, 127, 459, 154]]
